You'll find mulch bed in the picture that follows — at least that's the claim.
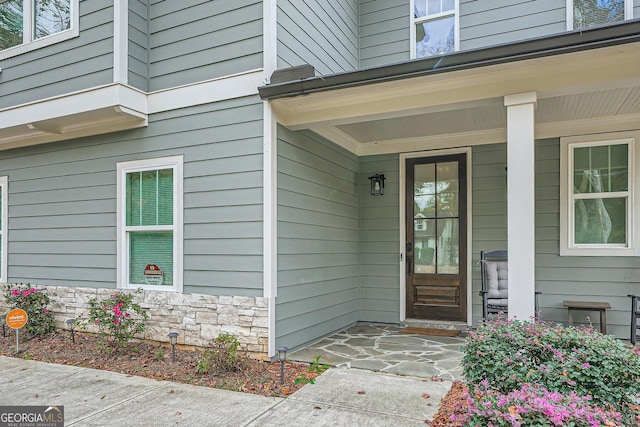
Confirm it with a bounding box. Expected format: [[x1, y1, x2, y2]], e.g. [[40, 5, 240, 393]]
[[0, 329, 322, 397]]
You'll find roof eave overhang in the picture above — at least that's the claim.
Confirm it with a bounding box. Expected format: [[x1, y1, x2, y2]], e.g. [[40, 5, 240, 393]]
[[259, 20, 640, 101], [0, 83, 148, 151]]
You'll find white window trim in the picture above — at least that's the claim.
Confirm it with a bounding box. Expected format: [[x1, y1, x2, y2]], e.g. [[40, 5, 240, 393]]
[[117, 156, 184, 292], [566, 0, 633, 31], [0, 0, 80, 61], [560, 132, 640, 256], [0, 176, 7, 282], [410, 0, 460, 59]]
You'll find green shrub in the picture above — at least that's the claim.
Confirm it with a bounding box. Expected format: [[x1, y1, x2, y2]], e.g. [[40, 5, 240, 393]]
[[3, 284, 55, 339], [196, 333, 247, 374], [78, 289, 148, 351], [462, 318, 640, 421]]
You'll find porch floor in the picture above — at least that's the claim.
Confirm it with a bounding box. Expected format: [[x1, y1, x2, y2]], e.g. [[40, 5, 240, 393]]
[[288, 323, 466, 381]]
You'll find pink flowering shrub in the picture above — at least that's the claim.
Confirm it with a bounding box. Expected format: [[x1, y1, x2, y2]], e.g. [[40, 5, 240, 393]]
[[3, 284, 55, 338], [79, 289, 148, 351], [456, 383, 623, 426], [463, 318, 640, 424]]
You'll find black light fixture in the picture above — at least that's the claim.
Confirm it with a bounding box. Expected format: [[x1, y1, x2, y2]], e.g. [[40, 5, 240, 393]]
[[65, 318, 76, 344], [277, 346, 289, 385], [1, 313, 5, 338], [368, 174, 385, 196], [167, 332, 179, 362]]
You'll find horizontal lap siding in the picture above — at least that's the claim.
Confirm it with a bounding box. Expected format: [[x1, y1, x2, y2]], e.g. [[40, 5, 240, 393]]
[[471, 143, 507, 325], [0, 0, 113, 108], [276, 127, 360, 349], [149, 0, 262, 91], [277, 0, 358, 75], [129, 0, 149, 91], [359, 0, 409, 68], [2, 96, 264, 297], [459, 0, 565, 50], [359, 154, 400, 323]]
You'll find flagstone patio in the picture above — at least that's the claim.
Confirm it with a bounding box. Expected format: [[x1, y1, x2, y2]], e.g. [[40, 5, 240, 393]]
[[288, 323, 466, 381]]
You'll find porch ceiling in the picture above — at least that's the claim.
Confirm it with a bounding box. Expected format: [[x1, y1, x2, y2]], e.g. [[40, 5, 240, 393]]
[[268, 40, 640, 156]]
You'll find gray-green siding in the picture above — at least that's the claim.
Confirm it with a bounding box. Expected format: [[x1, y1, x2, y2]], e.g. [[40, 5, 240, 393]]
[[2, 96, 264, 296], [459, 0, 565, 50], [359, 154, 401, 323], [277, 0, 359, 75], [0, 0, 114, 109], [128, 0, 150, 91], [276, 127, 360, 350], [148, 0, 263, 91], [359, 0, 409, 68]]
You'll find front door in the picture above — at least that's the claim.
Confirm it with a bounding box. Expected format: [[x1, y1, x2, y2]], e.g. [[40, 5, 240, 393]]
[[406, 154, 467, 321]]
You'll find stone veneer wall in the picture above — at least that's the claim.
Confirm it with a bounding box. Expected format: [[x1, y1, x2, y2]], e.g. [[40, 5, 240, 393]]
[[0, 285, 269, 359]]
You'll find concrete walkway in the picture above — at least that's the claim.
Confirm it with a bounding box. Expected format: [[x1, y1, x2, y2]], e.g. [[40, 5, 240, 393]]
[[289, 323, 466, 381], [0, 356, 453, 426]]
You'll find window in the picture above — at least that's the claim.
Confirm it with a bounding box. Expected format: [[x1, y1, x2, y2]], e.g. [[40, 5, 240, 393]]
[[117, 156, 183, 292], [567, 0, 632, 30], [0, 177, 6, 282], [0, 0, 78, 59], [411, 0, 458, 59], [560, 133, 640, 256]]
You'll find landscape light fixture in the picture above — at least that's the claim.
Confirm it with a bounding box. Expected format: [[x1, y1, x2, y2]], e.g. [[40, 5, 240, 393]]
[[65, 318, 76, 344], [168, 332, 179, 362], [368, 174, 385, 196], [277, 346, 289, 385], [1, 314, 5, 338]]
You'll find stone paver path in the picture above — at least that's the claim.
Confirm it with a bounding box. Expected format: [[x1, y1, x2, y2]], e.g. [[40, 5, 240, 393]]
[[288, 323, 466, 381]]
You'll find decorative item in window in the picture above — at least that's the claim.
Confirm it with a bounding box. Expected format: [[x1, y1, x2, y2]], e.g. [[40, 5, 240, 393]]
[[368, 174, 386, 196]]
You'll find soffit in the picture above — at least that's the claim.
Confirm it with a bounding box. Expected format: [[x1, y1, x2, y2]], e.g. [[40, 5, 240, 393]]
[[268, 41, 640, 155], [0, 84, 148, 151]]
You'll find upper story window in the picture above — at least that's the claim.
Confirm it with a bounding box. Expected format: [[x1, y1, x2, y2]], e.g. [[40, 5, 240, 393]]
[[0, 0, 78, 60], [560, 133, 640, 256], [567, 0, 632, 30], [412, 0, 458, 59]]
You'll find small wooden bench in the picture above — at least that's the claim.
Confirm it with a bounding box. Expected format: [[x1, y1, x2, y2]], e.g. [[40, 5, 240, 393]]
[[563, 300, 611, 334]]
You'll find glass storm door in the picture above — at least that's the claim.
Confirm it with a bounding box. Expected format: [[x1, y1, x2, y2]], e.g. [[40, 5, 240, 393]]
[[405, 154, 467, 321]]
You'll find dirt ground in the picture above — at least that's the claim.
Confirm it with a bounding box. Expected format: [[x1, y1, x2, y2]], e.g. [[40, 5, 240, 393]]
[[0, 329, 325, 397]]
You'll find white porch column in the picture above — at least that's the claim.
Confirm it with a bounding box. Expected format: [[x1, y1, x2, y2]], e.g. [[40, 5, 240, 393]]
[[504, 92, 537, 320]]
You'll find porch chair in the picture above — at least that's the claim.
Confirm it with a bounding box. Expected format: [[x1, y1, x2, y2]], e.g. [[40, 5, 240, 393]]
[[479, 250, 541, 321], [628, 294, 640, 344]]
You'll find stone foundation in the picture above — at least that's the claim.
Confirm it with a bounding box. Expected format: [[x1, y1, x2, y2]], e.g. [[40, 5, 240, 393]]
[[0, 285, 269, 359]]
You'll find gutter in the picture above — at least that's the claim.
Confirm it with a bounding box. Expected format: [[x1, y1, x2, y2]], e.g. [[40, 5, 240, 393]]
[[258, 20, 640, 101]]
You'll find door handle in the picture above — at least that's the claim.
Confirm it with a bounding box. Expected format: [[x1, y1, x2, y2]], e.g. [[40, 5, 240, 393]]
[[406, 255, 412, 275]]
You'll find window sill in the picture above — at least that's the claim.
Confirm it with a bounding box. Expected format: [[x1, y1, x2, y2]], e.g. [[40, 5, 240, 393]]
[[560, 247, 637, 257], [0, 28, 79, 61]]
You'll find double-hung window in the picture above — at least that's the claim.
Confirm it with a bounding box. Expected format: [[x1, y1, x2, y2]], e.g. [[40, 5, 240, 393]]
[[0, 177, 7, 282], [411, 0, 458, 59], [0, 0, 79, 59], [560, 133, 640, 256], [117, 156, 183, 292], [567, 0, 632, 30]]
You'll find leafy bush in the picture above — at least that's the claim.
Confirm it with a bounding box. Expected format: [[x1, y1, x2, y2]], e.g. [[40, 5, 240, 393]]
[[196, 333, 247, 374], [3, 284, 55, 338], [462, 318, 640, 422], [456, 383, 623, 426], [79, 289, 148, 351]]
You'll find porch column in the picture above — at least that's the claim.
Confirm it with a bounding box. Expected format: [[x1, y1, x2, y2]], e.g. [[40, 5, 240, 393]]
[[504, 92, 537, 320]]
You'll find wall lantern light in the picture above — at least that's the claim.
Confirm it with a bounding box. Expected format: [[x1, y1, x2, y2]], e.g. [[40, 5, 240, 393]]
[[65, 318, 76, 344], [368, 174, 385, 196], [277, 346, 289, 384], [167, 332, 179, 362]]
